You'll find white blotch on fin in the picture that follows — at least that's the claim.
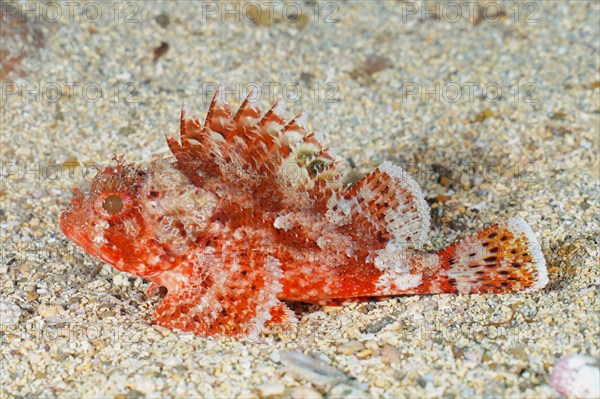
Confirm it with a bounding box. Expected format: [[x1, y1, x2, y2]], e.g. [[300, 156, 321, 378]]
[[313, 130, 326, 145], [325, 195, 352, 226], [373, 242, 411, 273], [295, 111, 308, 131], [262, 98, 287, 135], [376, 271, 422, 292], [182, 99, 193, 121], [274, 214, 296, 231], [272, 97, 287, 117], [317, 236, 328, 249], [372, 242, 424, 291]]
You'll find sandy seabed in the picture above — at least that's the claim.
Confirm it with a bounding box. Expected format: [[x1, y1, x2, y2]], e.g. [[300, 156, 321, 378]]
[[1, 1, 598, 398]]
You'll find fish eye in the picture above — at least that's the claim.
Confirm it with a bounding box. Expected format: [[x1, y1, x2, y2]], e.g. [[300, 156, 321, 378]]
[[102, 194, 123, 215]]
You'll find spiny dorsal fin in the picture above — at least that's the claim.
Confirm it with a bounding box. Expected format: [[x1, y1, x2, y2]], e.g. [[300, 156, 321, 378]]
[[242, 98, 288, 170], [233, 88, 261, 126], [180, 100, 201, 137], [204, 82, 233, 136], [169, 91, 343, 194], [258, 111, 309, 175], [259, 98, 287, 132]]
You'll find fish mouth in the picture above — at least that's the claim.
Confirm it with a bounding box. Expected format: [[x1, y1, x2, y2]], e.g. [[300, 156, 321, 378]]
[[59, 211, 75, 242], [60, 217, 118, 266], [60, 210, 99, 258], [60, 214, 89, 253], [60, 187, 90, 246]]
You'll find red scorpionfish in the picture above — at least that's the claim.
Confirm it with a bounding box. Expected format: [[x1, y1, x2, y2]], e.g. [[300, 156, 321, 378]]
[[61, 84, 548, 337]]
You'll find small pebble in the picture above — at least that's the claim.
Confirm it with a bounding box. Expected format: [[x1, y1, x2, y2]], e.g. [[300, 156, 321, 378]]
[[113, 273, 130, 287], [0, 300, 21, 325], [290, 387, 322, 399], [328, 384, 371, 399], [337, 341, 364, 355], [37, 304, 63, 318], [355, 349, 373, 359], [280, 350, 350, 387], [363, 316, 395, 333], [381, 344, 404, 365], [256, 382, 285, 398]]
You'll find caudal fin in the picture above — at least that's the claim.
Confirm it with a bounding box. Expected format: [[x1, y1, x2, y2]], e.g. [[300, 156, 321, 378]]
[[433, 217, 548, 294]]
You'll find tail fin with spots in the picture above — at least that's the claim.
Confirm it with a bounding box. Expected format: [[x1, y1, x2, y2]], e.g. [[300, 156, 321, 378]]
[[432, 217, 548, 294]]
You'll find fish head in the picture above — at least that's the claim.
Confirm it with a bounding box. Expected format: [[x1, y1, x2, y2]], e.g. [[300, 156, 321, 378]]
[[60, 156, 154, 276]]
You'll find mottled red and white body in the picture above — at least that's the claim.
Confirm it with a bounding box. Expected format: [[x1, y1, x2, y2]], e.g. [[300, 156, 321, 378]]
[[60, 84, 548, 337]]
